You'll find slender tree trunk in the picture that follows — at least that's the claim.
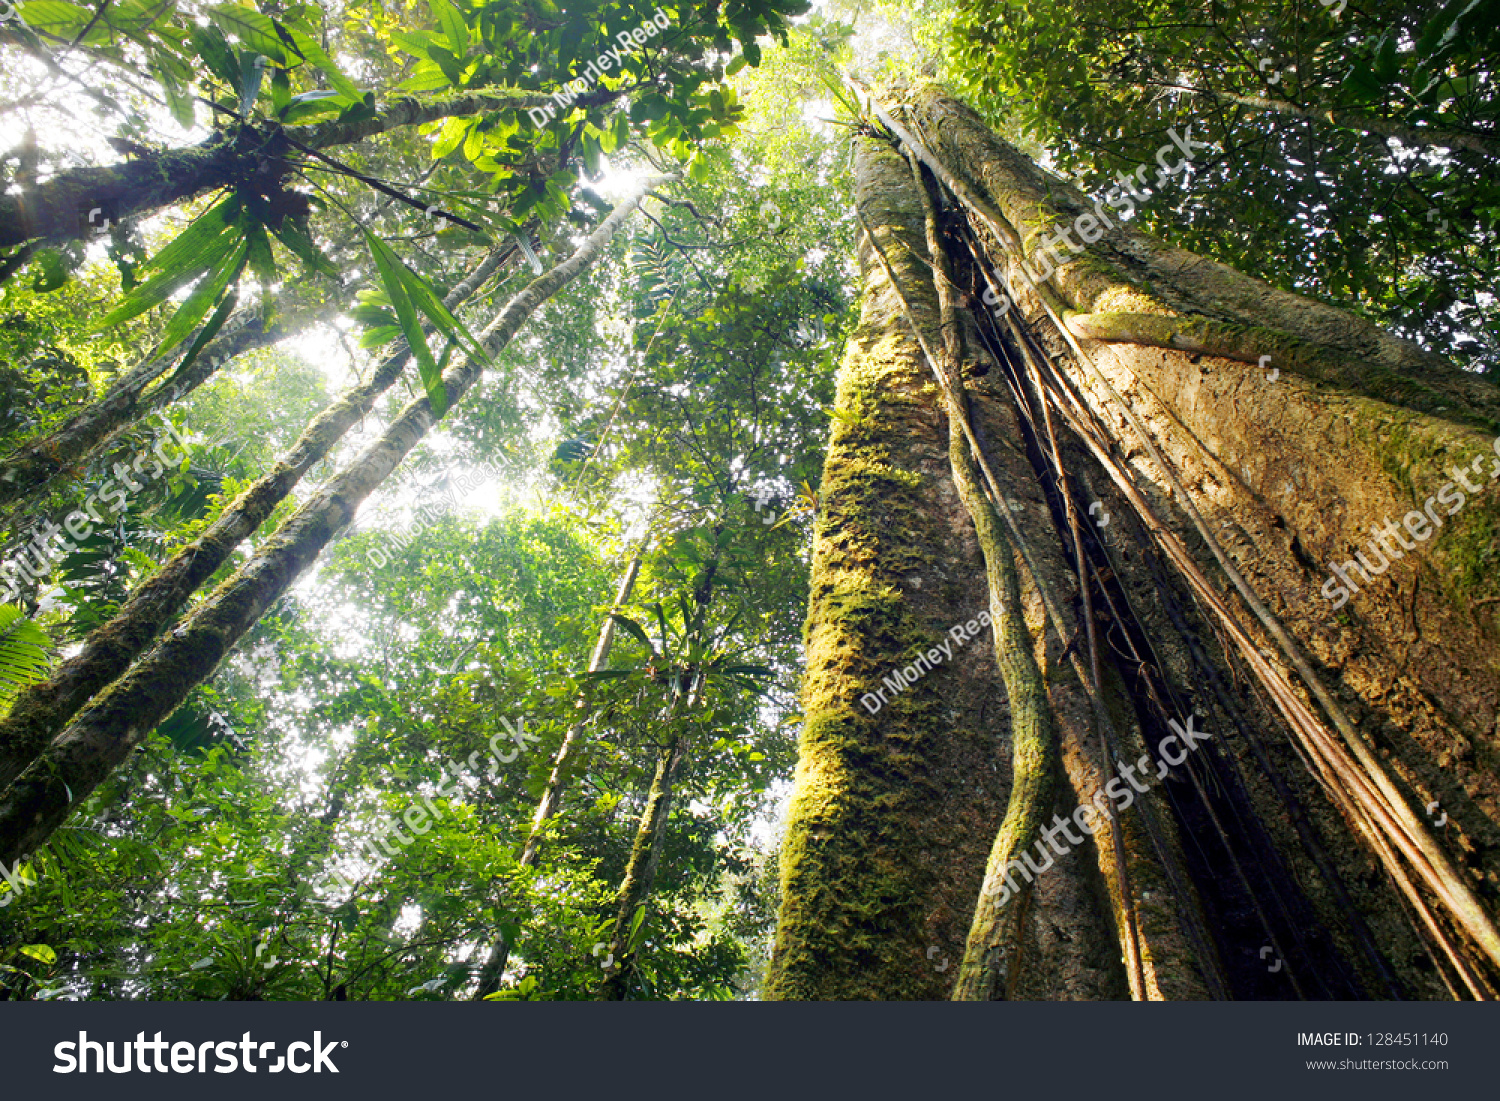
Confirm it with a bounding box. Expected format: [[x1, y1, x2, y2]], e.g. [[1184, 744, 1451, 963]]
[[0, 180, 664, 867], [0, 302, 331, 523], [595, 547, 722, 1000], [0, 247, 511, 791], [470, 548, 643, 998], [596, 729, 690, 1000]]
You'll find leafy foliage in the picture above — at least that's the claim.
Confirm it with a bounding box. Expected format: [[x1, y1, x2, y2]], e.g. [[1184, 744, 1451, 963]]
[[948, 0, 1500, 372]]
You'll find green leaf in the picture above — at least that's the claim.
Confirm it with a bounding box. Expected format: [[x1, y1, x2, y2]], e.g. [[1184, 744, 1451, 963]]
[[1341, 65, 1383, 102], [0, 605, 52, 704], [29, 248, 71, 293], [12, 1, 92, 38], [238, 48, 266, 116], [208, 4, 289, 64], [270, 65, 291, 115], [18, 944, 57, 966], [363, 229, 446, 415], [1373, 36, 1399, 83], [94, 199, 243, 330], [170, 289, 239, 384], [398, 58, 455, 93], [720, 664, 774, 677], [388, 249, 491, 369], [425, 42, 465, 85], [335, 92, 379, 124], [244, 220, 276, 284], [433, 0, 468, 53], [627, 905, 648, 947], [268, 217, 338, 278], [188, 21, 241, 88], [154, 61, 196, 128], [280, 89, 345, 122], [608, 613, 656, 654], [134, 196, 242, 283], [156, 236, 250, 355], [388, 29, 437, 56]]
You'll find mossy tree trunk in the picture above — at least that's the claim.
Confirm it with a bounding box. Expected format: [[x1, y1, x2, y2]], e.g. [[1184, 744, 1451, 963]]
[[0, 183, 662, 869], [765, 137, 1128, 1001], [0, 248, 512, 792], [769, 84, 1500, 1000]]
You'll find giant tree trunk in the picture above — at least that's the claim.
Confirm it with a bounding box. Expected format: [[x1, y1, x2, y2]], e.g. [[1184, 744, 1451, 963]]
[[769, 84, 1500, 1000], [766, 138, 1134, 1001]]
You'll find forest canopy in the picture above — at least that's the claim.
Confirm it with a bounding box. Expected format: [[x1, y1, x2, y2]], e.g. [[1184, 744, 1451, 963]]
[[0, 0, 1496, 1004]]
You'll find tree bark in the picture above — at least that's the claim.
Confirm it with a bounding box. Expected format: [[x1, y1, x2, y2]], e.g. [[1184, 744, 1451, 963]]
[[0, 90, 573, 250], [771, 82, 1500, 1000], [0, 180, 663, 867], [766, 138, 1127, 1001]]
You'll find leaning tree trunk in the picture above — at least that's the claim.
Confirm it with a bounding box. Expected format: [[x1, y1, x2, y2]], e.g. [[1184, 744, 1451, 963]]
[[0, 180, 664, 868], [0, 247, 512, 791], [0, 301, 328, 523], [769, 83, 1500, 1001]]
